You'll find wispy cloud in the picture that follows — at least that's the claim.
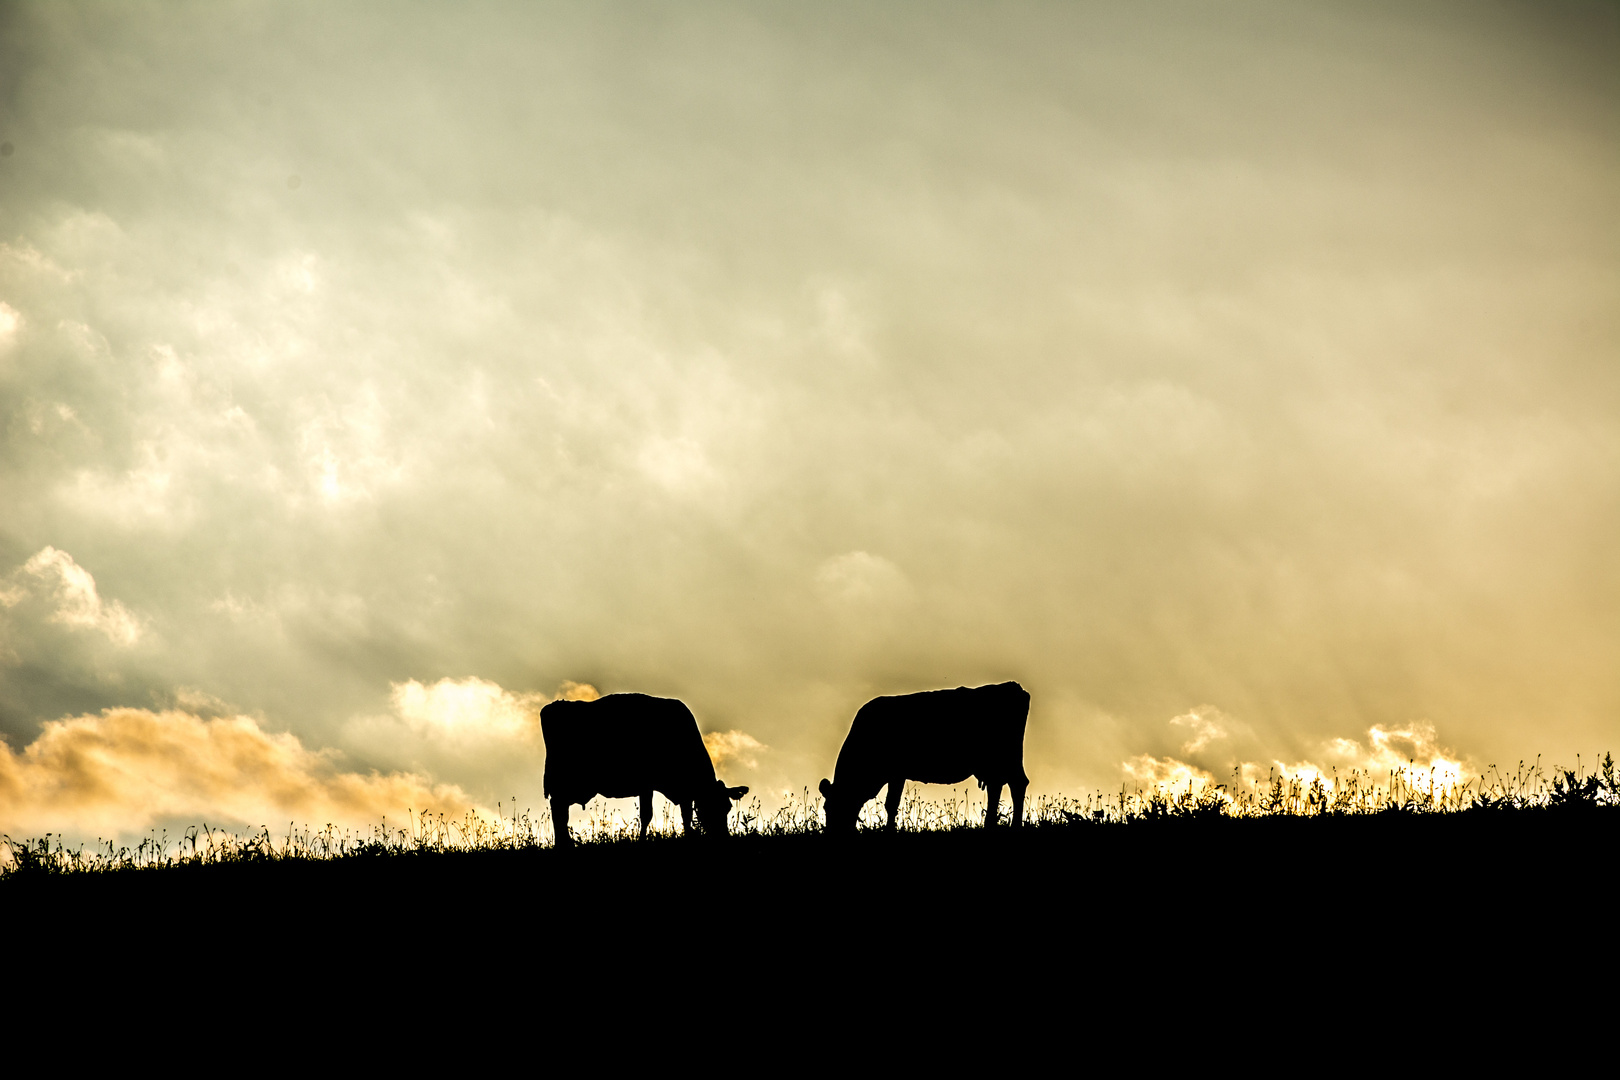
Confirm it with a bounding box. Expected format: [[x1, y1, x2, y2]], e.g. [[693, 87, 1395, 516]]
[[1168, 706, 1243, 754], [814, 551, 913, 610]]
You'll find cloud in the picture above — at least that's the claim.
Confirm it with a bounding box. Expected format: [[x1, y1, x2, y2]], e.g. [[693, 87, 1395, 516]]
[[4, 548, 141, 646], [341, 677, 599, 803], [1229, 723, 1469, 795], [555, 681, 600, 702], [638, 435, 718, 495], [389, 676, 546, 744], [702, 729, 768, 770], [814, 551, 913, 609], [0, 707, 481, 839], [1121, 753, 1218, 792], [1123, 712, 1470, 799], [380, 677, 601, 746], [1168, 706, 1241, 754], [1319, 722, 1468, 788]]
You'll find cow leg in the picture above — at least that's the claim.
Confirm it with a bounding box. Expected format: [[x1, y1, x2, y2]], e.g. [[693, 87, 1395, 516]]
[[984, 781, 1004, 828], [1011, 775, 1028, 828], [884, 780, 905, 832], [680, 800, 695, 837], [551, 796, 572, 848], [639, 792, 654, 840]]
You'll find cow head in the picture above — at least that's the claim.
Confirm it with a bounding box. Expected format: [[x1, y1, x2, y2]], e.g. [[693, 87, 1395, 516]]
[[819, 778, 857, 834], [696, 780, 749, 837]]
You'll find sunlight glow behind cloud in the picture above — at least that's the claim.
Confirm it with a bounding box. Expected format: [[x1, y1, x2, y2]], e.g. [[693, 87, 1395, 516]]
[[702, 729, 768, 771], [1124, 713, 1470, 800], [390, 677, 544, 743]]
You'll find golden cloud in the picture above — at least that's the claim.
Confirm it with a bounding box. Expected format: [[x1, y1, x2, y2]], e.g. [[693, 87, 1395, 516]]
[[0, 707, 482, 838], [1319, 722, 1468, 789], [1124, 714, 1470, 799], [1121, 753, 1219, 792], [555, 681, 600, 702], [702, 729, 767, 770]]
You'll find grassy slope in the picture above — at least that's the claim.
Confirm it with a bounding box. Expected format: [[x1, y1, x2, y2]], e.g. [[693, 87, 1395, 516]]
[[5, 810, 1608, 1046], [8, 810, 1612, 959]]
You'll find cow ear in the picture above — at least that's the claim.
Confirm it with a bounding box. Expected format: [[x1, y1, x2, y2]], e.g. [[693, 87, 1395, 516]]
[[818, 778, 833, 798], [727, 785, 748, 801]]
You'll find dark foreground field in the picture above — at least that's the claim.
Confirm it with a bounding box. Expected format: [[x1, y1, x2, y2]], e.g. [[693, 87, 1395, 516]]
[[7, 810, 1613, 1004]]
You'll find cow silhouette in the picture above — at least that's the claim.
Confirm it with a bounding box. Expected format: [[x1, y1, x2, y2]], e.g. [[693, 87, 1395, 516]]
[[541, 693, 749, 848], [818, 682, 1030, 834]]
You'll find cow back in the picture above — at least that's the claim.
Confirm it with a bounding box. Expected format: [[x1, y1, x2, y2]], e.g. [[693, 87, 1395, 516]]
[[835, 682, 1028, 787]]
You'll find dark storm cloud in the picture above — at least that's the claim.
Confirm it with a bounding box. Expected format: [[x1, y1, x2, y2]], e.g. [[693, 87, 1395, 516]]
[[0, 2, 1615, 835]]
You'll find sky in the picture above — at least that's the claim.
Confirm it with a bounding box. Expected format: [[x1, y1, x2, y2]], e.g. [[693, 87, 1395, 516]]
[[1, 1, 1616, 842]]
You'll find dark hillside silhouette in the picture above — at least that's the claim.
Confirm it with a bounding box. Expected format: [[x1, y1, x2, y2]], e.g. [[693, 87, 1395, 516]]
[[8, 809, 1614, 1033], [819, 682, 1030, 833], [6, 756, 1615, 1038], [541, 693, 748, 847]]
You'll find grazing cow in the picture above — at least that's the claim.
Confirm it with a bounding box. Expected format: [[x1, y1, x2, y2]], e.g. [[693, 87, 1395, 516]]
[[818, 682, 1030, 834], [541, 693, 749, 847]]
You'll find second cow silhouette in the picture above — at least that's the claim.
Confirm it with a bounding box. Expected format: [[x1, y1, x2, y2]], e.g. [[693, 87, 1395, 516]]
[[819, 681, 1031, 833]]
